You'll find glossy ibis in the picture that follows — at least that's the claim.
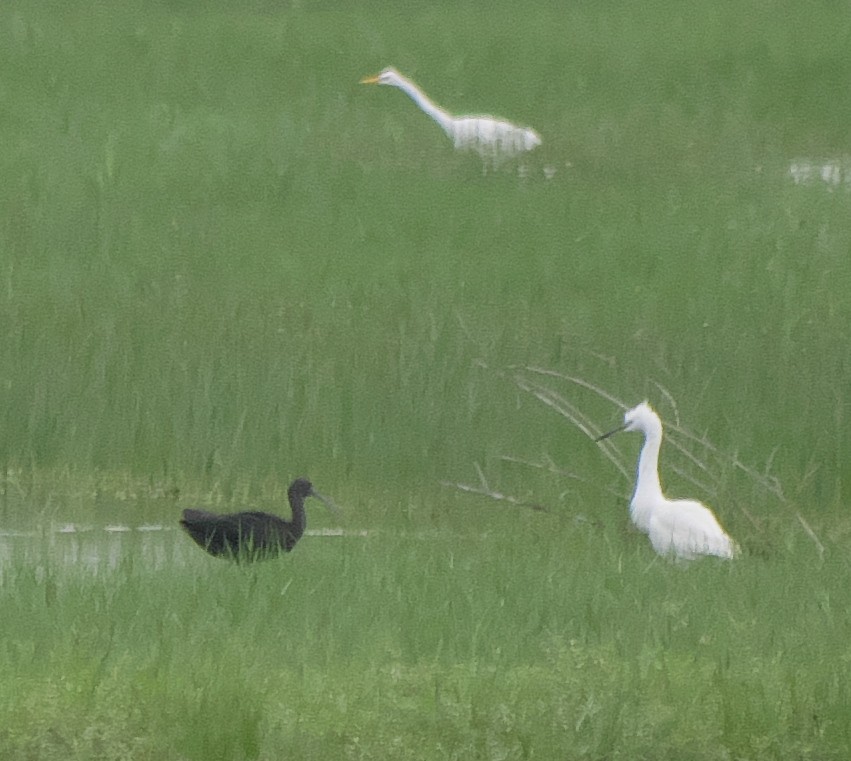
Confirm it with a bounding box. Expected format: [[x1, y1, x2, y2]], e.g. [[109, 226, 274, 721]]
[[179, 477, 338, 560], [596, 402, 737, 560]]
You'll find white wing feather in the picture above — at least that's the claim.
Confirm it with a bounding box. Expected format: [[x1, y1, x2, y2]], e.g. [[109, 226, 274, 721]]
[[450, 117, 541, 158], [648, 499, 737, 560]]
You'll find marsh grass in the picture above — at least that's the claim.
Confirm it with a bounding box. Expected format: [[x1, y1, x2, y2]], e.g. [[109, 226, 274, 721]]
[[2, 0, 851, 756], [2, 0, 850, 512], [1, 523, 850, 759]]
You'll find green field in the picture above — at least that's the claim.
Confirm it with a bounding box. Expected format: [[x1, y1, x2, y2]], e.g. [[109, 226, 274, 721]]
[[1, 0, 850, 758]]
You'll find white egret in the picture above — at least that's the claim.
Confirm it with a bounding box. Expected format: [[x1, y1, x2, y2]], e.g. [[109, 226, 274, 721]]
[[359, 66, 541, 161], [596, 401, 737, 561]]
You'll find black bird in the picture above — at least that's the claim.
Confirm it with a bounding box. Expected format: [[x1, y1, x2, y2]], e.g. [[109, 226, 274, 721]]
[[179, 477, 338, 560]]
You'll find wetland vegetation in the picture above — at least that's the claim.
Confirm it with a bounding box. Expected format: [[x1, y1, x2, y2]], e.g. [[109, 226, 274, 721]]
[[1, 0, 850, 757]]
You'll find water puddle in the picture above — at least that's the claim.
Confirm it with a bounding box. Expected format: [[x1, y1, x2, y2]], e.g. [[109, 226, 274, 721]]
[[0, 524, 369, 576], [0, 525, 186, 575], [788, 157, 851, 189]]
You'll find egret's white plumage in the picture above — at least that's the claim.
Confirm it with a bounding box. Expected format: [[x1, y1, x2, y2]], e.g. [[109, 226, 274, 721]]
[[359, 67, 541, 161], [597, 401, 737, 561]]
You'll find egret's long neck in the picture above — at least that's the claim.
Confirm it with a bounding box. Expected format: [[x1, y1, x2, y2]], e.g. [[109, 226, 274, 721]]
[[393, 76, 454, 136], [632, 425, 664, 507]]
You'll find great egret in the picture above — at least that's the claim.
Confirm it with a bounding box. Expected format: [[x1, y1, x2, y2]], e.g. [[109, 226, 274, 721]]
[[596, 402, 737, 560], [359, 66, 541, 161], [180, 478, 339, 560]]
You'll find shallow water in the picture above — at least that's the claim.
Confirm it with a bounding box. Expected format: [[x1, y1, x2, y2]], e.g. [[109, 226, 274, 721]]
[[0, 525, 187, 575], [789, 157, 851, 188], [0, 524, 367, 576]]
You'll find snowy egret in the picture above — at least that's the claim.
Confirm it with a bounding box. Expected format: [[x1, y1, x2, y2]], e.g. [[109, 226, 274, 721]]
[[180, 478, 338, 560], [359, 66, 541, 161], [596, 402, 737, 560]]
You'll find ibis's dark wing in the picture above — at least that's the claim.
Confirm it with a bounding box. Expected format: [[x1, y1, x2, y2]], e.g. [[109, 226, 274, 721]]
[[180, 509, 236, 556], [180, 509, 298, 559]]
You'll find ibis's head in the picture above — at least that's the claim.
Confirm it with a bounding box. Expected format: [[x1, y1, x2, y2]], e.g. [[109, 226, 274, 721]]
[[288, 478, 315, 501], [596, 401, 661, 441], [359, 66, 404, 87], [288, 477, 341, 514]]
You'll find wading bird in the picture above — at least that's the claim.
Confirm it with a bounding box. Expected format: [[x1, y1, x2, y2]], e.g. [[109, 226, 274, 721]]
[[180, 478, 338, 560], [596, 402, 737, 560], [359, 66, 541, 161]]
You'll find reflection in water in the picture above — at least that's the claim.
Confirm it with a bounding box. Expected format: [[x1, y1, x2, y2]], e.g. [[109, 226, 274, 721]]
[[789, 157, 851, 188], [0, 526, 188, 576], [0, 525, 366, 575]]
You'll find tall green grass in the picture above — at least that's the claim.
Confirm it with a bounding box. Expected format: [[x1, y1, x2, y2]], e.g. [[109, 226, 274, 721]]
[[1, 0, 851, 756], [1, 0, 849, 519], [1, 522, 849, 760]]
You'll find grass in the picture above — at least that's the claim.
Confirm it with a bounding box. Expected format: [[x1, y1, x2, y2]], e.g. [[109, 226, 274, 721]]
[[1, 523, 850, 760], [1, 0, 851, 757]]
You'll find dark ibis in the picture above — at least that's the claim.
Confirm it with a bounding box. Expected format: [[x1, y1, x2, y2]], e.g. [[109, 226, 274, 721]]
[[179, 477, 338, 560]]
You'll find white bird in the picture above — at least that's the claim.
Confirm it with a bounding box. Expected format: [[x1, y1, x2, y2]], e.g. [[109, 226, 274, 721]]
[[596, 401, 737, 561], [359, 66, 541, 162]]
